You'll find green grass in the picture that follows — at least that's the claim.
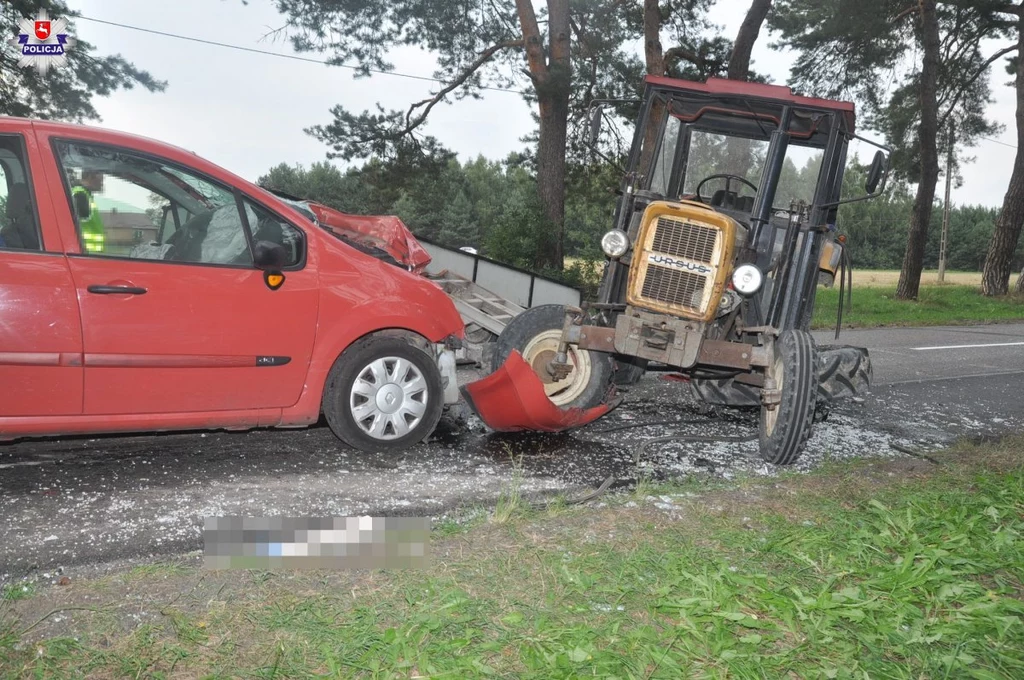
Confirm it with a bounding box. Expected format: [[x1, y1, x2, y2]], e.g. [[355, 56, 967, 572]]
[[0, 584, 34, 603], [2, 441, 1023, 678], [813, 284, 1024, 330]]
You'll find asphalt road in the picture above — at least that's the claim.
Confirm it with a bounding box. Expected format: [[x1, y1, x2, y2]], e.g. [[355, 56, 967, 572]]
[[2, 323, 1023, 582]]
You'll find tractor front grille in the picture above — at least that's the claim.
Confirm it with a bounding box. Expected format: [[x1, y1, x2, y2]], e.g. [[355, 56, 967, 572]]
[[628, 205, 734, 321], [639, 265, 707, 312], [650, 217, 718, 263]]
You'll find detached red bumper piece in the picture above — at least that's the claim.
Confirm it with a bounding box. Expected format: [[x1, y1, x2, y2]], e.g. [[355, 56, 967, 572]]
[[461, 351, 615, 432]]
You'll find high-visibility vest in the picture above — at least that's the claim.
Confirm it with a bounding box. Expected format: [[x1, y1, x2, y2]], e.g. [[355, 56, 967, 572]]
[[72, 185, 105, 253]]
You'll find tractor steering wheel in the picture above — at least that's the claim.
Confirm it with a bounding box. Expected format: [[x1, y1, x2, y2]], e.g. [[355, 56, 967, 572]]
[[695, 173, 758, 206]]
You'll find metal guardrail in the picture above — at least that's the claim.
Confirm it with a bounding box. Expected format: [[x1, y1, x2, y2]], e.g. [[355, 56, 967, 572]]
[[419, 238, 582, 309]]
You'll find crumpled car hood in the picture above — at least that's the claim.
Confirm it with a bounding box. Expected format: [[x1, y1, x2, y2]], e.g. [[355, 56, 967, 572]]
[[461, 351, 616, 432]]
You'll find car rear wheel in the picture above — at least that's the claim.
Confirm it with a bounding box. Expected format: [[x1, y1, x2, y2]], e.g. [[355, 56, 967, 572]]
[[492, 304, 614, 410], [323, 337, 444, 451], [758, 330, 818, 466]]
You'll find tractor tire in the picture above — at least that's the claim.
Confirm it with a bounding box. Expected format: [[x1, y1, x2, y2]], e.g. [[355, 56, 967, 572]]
[[816, 345, 872, 402], [690, 345, 872, 410], [493, 304, 614, 410], [612, 356, 648, 386], [689, 376, 761, 408], [758, 330, 818, 466]]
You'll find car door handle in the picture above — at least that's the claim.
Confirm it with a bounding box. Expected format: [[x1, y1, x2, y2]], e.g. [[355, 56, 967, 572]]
[[87, 285, 148, 295]]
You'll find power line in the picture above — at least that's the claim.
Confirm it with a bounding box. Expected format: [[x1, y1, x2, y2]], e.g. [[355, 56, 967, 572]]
[[71, 15, 1024, 151], [979, 135, 1017, 150], [75, 15, 524, 95]]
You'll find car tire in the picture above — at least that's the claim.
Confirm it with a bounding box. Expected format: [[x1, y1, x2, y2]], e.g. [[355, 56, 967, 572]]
[[758, 330, 818, 466], [492, 304, 614, 410], [323, 336, 444, 451]]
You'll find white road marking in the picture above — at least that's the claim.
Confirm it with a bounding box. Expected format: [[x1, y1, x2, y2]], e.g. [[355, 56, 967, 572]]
[[909, 341, 1024, 351]]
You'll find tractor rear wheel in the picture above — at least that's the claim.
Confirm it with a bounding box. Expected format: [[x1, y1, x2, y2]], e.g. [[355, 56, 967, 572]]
[[691, 345, 871, 410], [758, 330, 818, 466], [492, 304, 614, 410], [815, 345, 872, 402]]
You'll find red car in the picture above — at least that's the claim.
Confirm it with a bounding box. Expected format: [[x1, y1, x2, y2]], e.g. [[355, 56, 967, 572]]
[[0, 118, 464, 450]]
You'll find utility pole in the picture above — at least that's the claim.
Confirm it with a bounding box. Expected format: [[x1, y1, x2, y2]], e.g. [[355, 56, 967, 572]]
[[938, 121, 954, 283]]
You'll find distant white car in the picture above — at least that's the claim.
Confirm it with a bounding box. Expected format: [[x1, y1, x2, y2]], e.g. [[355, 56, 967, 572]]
[[459, 246, 478, 255]]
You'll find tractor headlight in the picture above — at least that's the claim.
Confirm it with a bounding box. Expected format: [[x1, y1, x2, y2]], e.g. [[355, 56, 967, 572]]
[[732, 264, 763, 296], [601, 229, 630, 258]]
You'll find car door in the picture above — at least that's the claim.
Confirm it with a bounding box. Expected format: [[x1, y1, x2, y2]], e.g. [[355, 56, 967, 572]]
[[47, 137, 319, 416], [0, 129, 83, 418]]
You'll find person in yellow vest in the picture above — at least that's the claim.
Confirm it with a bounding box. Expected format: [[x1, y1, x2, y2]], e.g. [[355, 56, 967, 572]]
[[72, 171, 105, 253]]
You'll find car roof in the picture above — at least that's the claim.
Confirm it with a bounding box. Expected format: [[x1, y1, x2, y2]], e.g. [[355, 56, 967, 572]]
[[0, 116, 200, 158]]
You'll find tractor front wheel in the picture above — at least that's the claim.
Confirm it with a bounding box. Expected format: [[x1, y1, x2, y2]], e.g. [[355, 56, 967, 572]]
[[492, 304, 614, 410], [758, 330, 818, 465]]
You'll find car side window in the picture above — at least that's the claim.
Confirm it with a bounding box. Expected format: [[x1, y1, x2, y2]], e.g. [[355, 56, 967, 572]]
[[243, 199, 304, 268], [0, 135, 42, 252], [54, 141, 253, 266]]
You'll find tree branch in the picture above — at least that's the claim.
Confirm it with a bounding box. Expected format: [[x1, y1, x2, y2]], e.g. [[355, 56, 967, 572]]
[[515, 0, 548, 82], [892, 5, 919, 23], [665, 46, 705, 71], [547, 0, 571, 67], [937, 43, 1019, 125], [728, 0, 772, 81], [402, 40, 522, 133]]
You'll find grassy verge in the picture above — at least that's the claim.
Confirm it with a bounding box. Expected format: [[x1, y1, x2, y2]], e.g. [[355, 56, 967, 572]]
[[812, 284, 1024, 329], [2, 439, 1023, 678]]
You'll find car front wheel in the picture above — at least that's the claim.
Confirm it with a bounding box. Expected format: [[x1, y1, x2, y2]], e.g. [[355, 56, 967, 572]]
[[323, 336, 444, 451]]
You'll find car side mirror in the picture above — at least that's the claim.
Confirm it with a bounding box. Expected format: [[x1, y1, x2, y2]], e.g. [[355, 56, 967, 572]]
[[866, 150, 887, 194], [588, 104, 604, 147], [253, 240, 289, 270], [73, 192, 91, 220]]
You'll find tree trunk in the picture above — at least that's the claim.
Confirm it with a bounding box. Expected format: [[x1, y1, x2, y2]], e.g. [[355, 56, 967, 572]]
[[1016, 263, 1024, 293], [895, 0, 941, 301], [536, 89, 570, 269], [515, 0, 571, 270], [644, 0, 665, 76], [728, 0, 773, 80], [637, 0, 668, 175], [981, 15, 1024, 296]]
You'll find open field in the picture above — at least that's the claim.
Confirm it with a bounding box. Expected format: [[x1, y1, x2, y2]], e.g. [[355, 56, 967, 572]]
[[812, 284, 1024, 329], [851, 269, 1021, 288], [2, 437, 1022, 678]]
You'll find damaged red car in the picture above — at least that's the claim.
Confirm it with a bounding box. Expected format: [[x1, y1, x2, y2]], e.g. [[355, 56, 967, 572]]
[[0, 118, 464, 450]]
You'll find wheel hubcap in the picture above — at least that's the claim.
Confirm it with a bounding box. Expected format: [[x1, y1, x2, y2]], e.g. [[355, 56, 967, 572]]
[[520, 330, 592, 407], [349, 357, 428, 440]]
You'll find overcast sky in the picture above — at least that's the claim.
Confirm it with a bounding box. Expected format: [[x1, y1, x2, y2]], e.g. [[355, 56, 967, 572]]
[[68, 0, 1019, 208]]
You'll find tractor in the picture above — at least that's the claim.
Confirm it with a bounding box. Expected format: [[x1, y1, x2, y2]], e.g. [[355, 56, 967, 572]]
[[484, 75, 888, 465]]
